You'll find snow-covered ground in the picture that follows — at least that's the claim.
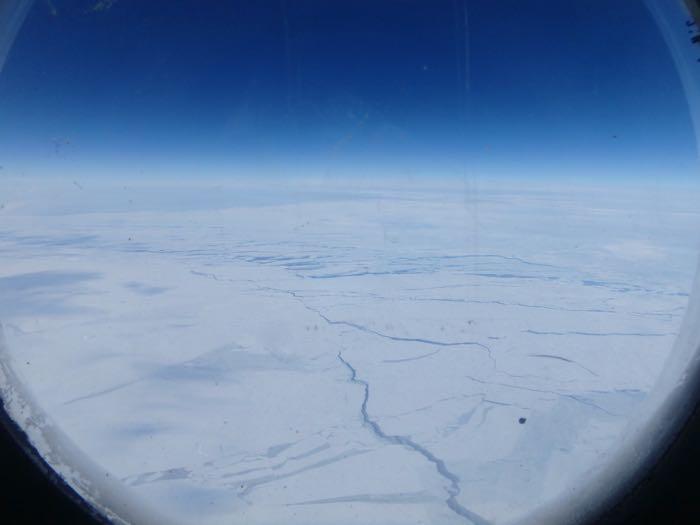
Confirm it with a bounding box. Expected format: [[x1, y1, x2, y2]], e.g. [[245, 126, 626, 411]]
[[0, 176, 698, 524]]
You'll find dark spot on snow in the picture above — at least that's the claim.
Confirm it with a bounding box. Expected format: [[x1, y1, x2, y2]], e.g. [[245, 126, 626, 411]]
[[518, 417, 527, 424]]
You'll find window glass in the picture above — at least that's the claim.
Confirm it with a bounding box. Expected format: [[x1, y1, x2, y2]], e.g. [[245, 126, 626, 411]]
[[1, 1, 699, 523]]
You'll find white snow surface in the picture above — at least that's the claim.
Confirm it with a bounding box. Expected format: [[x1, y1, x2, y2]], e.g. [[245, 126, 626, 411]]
[[0, 177, 699, 524]]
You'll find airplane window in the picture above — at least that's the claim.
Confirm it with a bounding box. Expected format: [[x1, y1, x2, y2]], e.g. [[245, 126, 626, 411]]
[[1, 1, 700, 524]]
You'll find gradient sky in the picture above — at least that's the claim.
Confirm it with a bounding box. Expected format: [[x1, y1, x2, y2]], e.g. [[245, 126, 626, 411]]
[[0, 0, 698, 180]]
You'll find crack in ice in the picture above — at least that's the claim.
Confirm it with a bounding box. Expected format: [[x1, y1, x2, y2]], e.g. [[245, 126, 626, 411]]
[[462, 375, 618, 416], [254, 283, 495, 362], [527, 353, 598, 377], [523, 329, 673, 337], [337, 351, 491, 525]]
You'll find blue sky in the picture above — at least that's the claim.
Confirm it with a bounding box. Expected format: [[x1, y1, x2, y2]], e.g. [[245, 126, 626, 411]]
[[0, 0, 697, 181]]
